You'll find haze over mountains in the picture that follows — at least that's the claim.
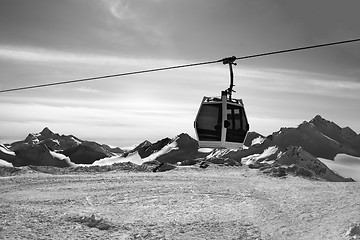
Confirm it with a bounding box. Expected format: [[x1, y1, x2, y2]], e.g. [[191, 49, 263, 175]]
[[1, 115, 359, 182]]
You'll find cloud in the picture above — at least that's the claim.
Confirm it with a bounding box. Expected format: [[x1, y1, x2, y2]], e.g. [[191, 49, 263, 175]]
[[0, 44, 185, 68], [74, 87, 101, 93], [1, 45, 358, 102], [101, 0, 165, 21], [0, 96, 196, 145], [99, 0, 172, 53], [0, 45, 128, 65], [1, 45, 359, 145], [236, 67, 360, 100], [102, 0, 135, 20]]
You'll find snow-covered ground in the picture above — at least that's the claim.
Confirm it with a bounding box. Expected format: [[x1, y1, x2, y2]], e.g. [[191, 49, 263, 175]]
[[0, 159, 13, 167], [319, 154, 360, 181], [0, 143, 15, 156], [0, 144, 15, 167], [1, 168, 359, 239]]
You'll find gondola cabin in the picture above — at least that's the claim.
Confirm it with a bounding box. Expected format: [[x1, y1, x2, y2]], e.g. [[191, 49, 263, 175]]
[[194, 90, 249, 148]]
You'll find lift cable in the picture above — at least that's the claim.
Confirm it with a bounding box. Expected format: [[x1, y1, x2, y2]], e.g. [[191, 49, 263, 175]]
[[1, 38, 360, 93], [234, 38, 360, 61], [0, 59, 220, 93]]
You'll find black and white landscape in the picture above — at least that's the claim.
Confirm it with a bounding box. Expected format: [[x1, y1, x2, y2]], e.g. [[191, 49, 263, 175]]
[[1, 115, 360, 239], [1, 115, 359, 182], [1, 1, 360, 239]]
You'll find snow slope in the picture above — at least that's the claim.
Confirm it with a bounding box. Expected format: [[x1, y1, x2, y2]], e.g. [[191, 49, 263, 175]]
[[92, 140, 179, 166], [0, 143, 17, 166], [49, 150, 75, 167], [241, 146, 279, 165], [92, 133, 198, 166], [91, 153, 143, 166], [0, 159, 13, 167], [0, 144, 15, 156]]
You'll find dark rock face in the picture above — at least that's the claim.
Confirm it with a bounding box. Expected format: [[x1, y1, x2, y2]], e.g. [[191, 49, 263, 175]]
[[156, 133, 199, 164], [208, 158, 241, 166], [231, 115, 360, 160], [178, 159, 199, 166], [138, 138, 172, 158], [310, 115, 360, 154], [39, 127, 55, 140], [295, 116, 360, 158], [5, 127, 120, 166], [131, 140, 152, 153], [135, 133, 199, 164], [152, 162, 176, 172], [0, 144, 19, 166], [199, 161, 209, 169], [10, 129, 82, 152], [244, 131, 265, 147], [176, 133, 199, 151], [61, 145, 111, 164], [241, 145, 355, 182], [270, 123, 344, 159], [101, 144, 124, 154], [13, 144, 72, 167], [141, 160, 176, 172], [275, 146, 328, 176], [24, 134, 39, 144]]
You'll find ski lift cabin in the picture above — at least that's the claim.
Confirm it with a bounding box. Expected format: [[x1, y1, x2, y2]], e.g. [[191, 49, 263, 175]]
[[194, 92, 249, 148], [194, 56, 249, 149]]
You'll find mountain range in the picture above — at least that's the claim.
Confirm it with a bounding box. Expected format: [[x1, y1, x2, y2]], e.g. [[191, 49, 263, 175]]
[[1, 115, 359, 182]]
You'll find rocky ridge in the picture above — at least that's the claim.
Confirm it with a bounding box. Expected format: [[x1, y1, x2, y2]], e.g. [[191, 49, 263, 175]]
[[0, 115, 359, 181], [2, 127, 123, 167]]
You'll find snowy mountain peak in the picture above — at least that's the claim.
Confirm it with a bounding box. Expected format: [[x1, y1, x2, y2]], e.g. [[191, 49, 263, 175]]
[[310, 114, 327, 123], [23, 127, 55, 145], [1, 116, 359, 182], [40, 127, 54, 139], [310, 115, 330, 125], [341, 126, 358, 139], [308, 115, 360, 148], [24, 133, 40, 144], [275, 146, 352, 182], [244, 131, 264, 147], [174, 133, 199, 150], [309, 115, 341, 132], [260, 115, 360, 160]]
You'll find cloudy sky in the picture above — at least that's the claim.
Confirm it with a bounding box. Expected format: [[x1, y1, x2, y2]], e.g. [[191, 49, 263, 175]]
[[1, 0, 360, 146]]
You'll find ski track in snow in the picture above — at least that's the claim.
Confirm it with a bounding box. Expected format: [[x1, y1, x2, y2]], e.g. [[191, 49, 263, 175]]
[[0, 167, 359, 239]]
